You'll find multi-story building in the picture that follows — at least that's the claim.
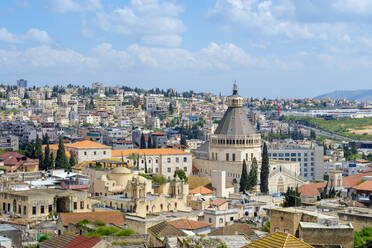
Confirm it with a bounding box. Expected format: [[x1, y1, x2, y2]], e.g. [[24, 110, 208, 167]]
[[111, 148, 192, 179], [268, 141, 324, 181], [0, 135, 18, 151], [0, 189, 90, 219], [16, 79, 27, 88]]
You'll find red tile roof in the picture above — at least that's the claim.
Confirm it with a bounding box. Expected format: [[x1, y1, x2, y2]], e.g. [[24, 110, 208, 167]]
[[64, 236, 101, 248], [168, 219, 211, 230], [60, 211, 124, 226], [210, 199, 227, 207], [189, 186, 212, 195], [352, 180, 372, 192], [111, 148, 189, 157], [298, 182, 327, 197], [342, 172, 372, 187]]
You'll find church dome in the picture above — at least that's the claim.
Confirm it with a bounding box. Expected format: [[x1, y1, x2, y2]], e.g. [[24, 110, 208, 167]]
[[214, 83, 256, 136], [111, 167, 131, 174]]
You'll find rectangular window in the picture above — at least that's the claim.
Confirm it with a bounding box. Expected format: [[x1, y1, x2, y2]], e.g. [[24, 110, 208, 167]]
[[304, 163, 308, 166], [232, 153, 236, 161], [103, 151, 106, 155], [219, 218, 224, 223], [176, 157, 179, 163], [18, 205, 21, 214], [2, 203, 5, 211], [167, 168, 171, 173], [311, 152, 314, 156], [304, 173, 308, 177], [298, 158, 301, 161], [279, 153, 283, 157], [268, 153, 272, 157], [156, 159, 159, 163], [285, 153, 290, 156], [73, 202, 77, 210], [167, 158, 171, 163], [184, 157, 187, 162], [80, 201, 84, 209], [284, 229, 289, 233], [230, 216, 234, 221], [94, 151, 97, 155], [304, 158, 308, 162], [156, 168, 159, 173], [226, 153, 229, 161], [24, 206, 26, 215], [304, 153, 308, 156], [184, 167, 187, 172], [49, 205, 53, 213], [209, 218, 212, 223], [298, 153, 301, 156], [41, 206, 45, 214], [84, 152, 87, 156], [291, 153, 296, 156], [291, 158, 296, 161], [311, 162, 314, 166], [32, 206, 36, 215], [274, 227, 279, 232], [273, 153, 277, 157]]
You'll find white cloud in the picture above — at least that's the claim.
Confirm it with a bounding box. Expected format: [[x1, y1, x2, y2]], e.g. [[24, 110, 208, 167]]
[[0, 27, 52, 44], [47, 0, 102, 13], [25, 29, 52, 43], [94, 0, 185, 47], [333, 0, 372, 14], [0, 28, 20, 43]]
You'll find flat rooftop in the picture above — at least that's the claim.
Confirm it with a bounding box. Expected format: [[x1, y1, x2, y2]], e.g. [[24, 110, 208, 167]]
[[1, 188, 85, 198], [0, 224, 19, 232], [125, 210, 200, 223], [300, 222, 352, 229], [272, 207, 337, 220]]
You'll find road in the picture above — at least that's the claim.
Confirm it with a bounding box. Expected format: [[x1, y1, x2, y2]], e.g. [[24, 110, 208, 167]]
[[298, 124, 356, 142]]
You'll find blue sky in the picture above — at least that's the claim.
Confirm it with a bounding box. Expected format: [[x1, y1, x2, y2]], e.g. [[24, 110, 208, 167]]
[[1, 0, 372, 98]]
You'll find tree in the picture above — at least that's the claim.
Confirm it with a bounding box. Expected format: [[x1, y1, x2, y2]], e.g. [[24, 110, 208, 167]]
[[43, 141, 51, 170], [147, 136, 152, 149], [354, 226, 372, 248], [310, 130, 316, 140], [247, 157, 258, 191], [42, 133, 49, 145], [69, 153, 77, 167], [260, 142, 270, 194], [351, 142, 358, 154], [55, 136, 69, 170], [25, 143, 35, 159], [50, 153, 55, 169], [180, 135, 188, 149], [174, 169, 188, 182], [129, 153, 139, 170], [239, 160, 249, 192], [283, 186, 301, 207], [144, 156, 148, 173], [140, 133, 146, 149], [35, 135, 43, 169]]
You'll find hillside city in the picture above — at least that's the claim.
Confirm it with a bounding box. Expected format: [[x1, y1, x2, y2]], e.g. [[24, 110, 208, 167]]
[[0, 80, 370, 248]]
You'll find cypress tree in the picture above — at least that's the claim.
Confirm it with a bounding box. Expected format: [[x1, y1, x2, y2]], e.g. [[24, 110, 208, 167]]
[[239, 160, 249, 193], [35, 135, 43, 168], [140, 133, 146, 149], [55, 136, 69, 170], [260, 142, 270, 194], [247, 157, 258, 191], [147, 136, 152, 149], [50, 153, 54, 169], [43, 141, 51, 170], [69, 153, 77, 167], [25, 143, 35, 159]]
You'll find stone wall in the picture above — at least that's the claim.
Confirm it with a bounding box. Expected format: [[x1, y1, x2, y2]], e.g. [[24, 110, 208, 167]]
[[299, 225, 354, 248]]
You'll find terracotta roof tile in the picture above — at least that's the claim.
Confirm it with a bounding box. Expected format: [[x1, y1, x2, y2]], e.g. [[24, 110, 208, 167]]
[[352, 180, 372, 192], [148, 221, 186, 237], [342, 172, 372, 187], [168, 219, 211, 230], [299, 182, 327, 197], [39, 234, 77, 248], [65, 140, 110, 149], [243, 232, 314, 248], [64, 236, 101, 248], [210, 199, 227, 207], [60, 211, 124, 226], [189, 186, 212, 195], [111, 148, 189, 157]]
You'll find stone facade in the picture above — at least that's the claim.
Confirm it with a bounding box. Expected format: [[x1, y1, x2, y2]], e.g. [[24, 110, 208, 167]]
[[0, 189, 90, 219]]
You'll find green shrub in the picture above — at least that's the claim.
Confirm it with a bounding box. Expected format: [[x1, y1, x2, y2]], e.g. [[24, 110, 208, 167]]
[[116, 228, 135, 236]]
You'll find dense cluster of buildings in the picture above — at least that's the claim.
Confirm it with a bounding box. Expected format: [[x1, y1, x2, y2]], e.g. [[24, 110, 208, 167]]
[[0, 82, 370, 247]]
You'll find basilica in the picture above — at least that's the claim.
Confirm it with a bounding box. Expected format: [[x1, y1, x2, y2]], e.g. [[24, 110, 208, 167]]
[[193, 84, 304, 194]]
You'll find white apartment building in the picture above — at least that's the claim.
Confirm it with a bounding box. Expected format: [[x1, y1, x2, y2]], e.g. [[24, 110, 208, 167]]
[[268, 142, 324, 181]]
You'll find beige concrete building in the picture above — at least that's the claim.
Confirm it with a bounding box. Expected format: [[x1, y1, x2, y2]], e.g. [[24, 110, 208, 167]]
[[193, 84, 303, 193], [95, 167, 190, 218], [0, 189, 90, 219], [111, 148, 192, 179]]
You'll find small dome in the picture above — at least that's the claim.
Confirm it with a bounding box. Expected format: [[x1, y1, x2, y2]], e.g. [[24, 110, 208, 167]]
[[111, 167, 131, 174]]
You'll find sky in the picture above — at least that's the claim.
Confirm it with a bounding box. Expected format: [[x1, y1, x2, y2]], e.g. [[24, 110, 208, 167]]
[[1, 0, 372, 98]]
